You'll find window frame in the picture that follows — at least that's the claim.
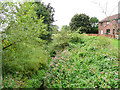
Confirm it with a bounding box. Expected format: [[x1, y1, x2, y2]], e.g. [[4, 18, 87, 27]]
[[106, 29, 110, 34], [101, 30, 103, 34], [113, 29, 115, 34], [106, 21, 110, 25]]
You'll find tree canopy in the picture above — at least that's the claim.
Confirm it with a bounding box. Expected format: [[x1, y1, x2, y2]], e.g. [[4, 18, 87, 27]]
[[1, 2, 48, 50], [61, 25, 69, 32], [33, 2, 55, 40], [69, 14, 91, 33], [90, 17, 99, 34]]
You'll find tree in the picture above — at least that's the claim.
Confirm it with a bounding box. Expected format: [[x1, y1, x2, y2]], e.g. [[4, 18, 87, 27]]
[[1, 2, 49, 75], [51, 25, 59, 34], [69, 14, 91, 33], [90, 17, 99, 34], [1, 2, 48, 50], [61, 25, 69, 32], [33, 1, 55, 41]]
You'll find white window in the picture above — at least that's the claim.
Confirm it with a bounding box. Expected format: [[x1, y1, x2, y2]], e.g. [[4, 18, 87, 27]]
[[106, 21, 110, 25], [101, 30, 103, 34]]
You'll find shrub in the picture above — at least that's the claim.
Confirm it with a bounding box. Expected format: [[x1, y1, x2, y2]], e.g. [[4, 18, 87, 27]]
[[25, 70, 46, 88], [69, 32, 85, 43], [2, 43, 48, 76], [48, 30, 70, 57]]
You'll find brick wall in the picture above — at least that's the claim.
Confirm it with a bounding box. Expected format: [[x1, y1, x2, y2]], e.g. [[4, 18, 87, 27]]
[[87, 34, 115, 38], [98, 34, 115, 38], [99, 20, 118, 35], [87, 34, 98, 36]]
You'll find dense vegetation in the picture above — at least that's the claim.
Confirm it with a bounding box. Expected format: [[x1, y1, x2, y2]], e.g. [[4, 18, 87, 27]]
[[69, 14, 99, 34], [90, 17, 99, 34], [0, 1, 119, 89], [33, 2, 55, 41], [69, 14, 91, 33]]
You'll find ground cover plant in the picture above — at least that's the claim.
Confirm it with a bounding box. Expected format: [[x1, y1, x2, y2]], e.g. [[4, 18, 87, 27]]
[[44, 34, 119, 88], [1, 31, 119, 88]]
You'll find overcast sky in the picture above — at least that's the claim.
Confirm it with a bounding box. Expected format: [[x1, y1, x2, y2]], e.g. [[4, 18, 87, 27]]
[[2, 0, 120, 30], [43, 0, 119, 29]]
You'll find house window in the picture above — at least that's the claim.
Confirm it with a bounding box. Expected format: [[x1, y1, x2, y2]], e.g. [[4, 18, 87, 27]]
[[101, 22, 103, 26], [101, 30, 103, 34], [118, 19, 120, 23], [106, 29, 110, 34], [106, 21, 110, 25], [113, 29, 115, 34]]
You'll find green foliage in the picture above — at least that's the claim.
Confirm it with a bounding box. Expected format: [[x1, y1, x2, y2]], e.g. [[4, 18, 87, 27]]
[[2, 73, 26, 88], [48, 32, 93, 57], [51, 25, 59, 34], [48, 31, 87, 57], [45, 35, 118, 88], [1, 1, 49, 78], [69, 14, 91, 33], [1, 2, 118, 89], [61, 25, 69, 32], [109, 38, 118, 48], [90, 17, 99, 34], [2, 43, 48, 76], [34, 2, 55, 24], [69, 32, 86, 43], [25, 70, 46, 88], [2, 2, 48, 50], [48, 30, 70, 57], [90, 17, 99, 27], [33, 2, 55, 40]]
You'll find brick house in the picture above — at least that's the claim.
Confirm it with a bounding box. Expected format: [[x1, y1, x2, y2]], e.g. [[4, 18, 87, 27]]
[[98, 14, 120, 35]]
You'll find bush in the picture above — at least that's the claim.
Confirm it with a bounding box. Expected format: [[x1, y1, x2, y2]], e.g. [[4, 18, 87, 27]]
[[48, 32, 87, 57], [2, 42, 48, 76], [48, 30, 70, 57], [25, 70, 46, 88], [69, 32, 86, 43]]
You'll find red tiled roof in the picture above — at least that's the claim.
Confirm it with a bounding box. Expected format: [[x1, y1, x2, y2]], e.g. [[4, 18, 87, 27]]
[[100, 14, 120, 22]]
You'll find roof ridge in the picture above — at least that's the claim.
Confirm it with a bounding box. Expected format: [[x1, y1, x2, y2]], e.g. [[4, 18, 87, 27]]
[[100, 14, 120, 22]]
